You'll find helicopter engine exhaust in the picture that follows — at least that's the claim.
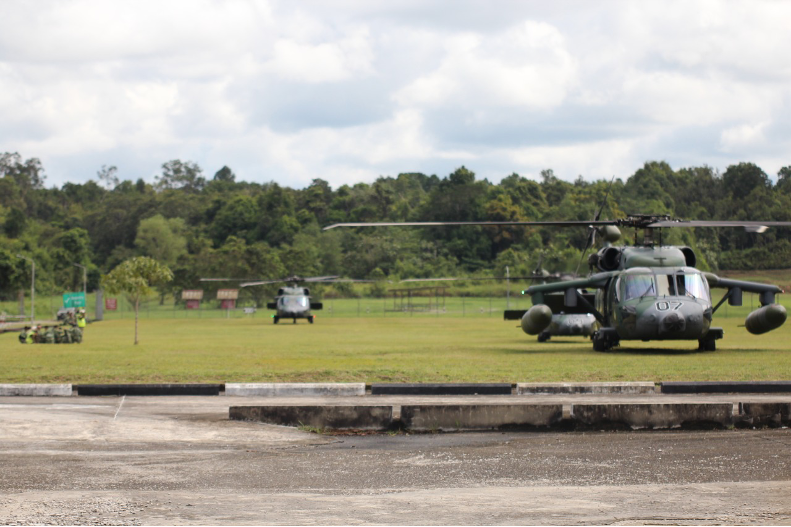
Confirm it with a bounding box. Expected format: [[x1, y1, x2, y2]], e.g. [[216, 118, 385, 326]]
[[521, 304, 553, 335], [745, 304, 787, 335], [598, 247, 621, 271]]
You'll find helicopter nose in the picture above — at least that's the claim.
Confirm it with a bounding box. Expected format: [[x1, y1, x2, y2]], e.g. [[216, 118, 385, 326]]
[[660, 311, 686, 335]]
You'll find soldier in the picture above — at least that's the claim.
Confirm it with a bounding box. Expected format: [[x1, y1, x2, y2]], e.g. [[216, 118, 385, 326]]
[[69, 325, 82, 344], [54, 325, 66, 344], [19, 327, 28, 344], [77, 309, 87, 330], [42, 326, 55, 344], [28, 326, 40, 344]]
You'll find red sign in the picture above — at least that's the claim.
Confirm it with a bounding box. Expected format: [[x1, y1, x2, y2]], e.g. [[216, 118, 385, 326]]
[[220, 299, 236, 309], [105, 298, 117, 310], [185, 300, 201, 310]]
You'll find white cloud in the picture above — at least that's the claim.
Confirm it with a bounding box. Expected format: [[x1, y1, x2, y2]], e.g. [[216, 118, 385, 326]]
[[720, 122, 769, 153], [395, 21, 576, 110], [1, 0, 791, 187], [264, 29, 374, 83]]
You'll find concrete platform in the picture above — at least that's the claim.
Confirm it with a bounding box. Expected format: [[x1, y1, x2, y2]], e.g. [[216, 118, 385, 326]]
[[2, 395, 790, 524]]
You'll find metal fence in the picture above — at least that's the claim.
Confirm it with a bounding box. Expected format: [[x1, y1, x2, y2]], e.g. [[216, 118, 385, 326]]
[[3, 291, 783, 322]]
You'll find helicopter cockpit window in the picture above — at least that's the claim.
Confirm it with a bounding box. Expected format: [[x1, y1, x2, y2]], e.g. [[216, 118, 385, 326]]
[[623, 274, 656, 301], [675, 272, 709, 301], [655, 275, 674, 297]]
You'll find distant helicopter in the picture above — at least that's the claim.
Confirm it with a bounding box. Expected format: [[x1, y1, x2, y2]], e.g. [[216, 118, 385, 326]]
[[324, 214, 791, 350], [201, 275, 370, 324]]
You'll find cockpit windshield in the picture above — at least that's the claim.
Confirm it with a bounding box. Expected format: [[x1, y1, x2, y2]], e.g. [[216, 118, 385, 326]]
[[674, 272, 709, 301], [623, 274, 655, 301], [622, 271, 709, 301], [279, 295, 309, 308]]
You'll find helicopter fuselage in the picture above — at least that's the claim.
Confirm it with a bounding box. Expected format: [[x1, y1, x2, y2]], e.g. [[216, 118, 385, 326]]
[[267, 286, 323, 324], [597, 265, 713, 341]]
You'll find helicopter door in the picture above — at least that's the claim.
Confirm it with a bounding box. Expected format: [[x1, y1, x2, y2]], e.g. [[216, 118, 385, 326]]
[[605, 277, 618, 323]]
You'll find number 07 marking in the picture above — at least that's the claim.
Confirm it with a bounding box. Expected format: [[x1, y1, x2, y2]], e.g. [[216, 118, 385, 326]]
[[656, 301, 682, 311]]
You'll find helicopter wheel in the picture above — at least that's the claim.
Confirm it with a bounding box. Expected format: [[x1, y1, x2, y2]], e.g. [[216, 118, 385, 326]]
[[273, 316, 279, 324], [537, 331, 550, 343], [592, 332, 613, 352], [698, 338, 716, 351], [308, 316, 314, 324]]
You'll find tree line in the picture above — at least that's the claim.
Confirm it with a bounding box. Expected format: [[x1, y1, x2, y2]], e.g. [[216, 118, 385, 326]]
[[2, 151, 791, 304]]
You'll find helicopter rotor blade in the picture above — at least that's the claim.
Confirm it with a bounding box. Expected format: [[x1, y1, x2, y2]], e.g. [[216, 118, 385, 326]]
[[647, 220, 791, 230], [574, 175, 616, 276], [199, 278, 257, 282], [399, 276, 556, 283], [323, 220, 616, 230], [240, 280, 282, 287]]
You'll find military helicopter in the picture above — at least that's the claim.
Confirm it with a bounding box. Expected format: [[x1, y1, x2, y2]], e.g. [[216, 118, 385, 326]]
[[201, 275, 369, 324], [324, 214, 790, 350]]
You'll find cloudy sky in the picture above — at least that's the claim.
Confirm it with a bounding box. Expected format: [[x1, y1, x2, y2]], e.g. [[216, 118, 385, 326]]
[[2, 0, 790, 188]]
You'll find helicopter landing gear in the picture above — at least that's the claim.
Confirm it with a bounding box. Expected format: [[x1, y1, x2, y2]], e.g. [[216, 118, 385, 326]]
[[273, 316, 279, 324], [537, 331, 551, 343], [308, 315, 314, 324], [698, 338, 716, 351], [592, 329, 619, 352]]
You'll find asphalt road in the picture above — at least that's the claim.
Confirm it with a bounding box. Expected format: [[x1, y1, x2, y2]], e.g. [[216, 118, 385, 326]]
[[1, 396, 789, 525]]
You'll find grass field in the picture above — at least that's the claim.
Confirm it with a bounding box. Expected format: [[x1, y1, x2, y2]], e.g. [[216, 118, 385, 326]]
[[1, 311, 790, 383]]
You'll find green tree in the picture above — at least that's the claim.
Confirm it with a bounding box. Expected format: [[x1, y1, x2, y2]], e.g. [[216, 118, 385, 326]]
[[102, 257, 173, 344], [135, 215, 187, 266], [155, 160, 205, 192], [96, 165, 119, 190]]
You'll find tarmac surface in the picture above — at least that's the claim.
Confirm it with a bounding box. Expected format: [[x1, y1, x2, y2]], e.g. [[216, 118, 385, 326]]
[[1, 395, 790, 525]]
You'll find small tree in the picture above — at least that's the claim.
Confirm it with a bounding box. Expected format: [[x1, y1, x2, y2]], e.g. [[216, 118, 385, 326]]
[[102, 257, 173, 345]]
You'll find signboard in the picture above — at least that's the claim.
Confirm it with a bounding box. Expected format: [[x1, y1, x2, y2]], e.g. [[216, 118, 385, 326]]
[[105, 298, 117, 311], [220, 299, 236, 309], [185, 300, 201, 310], [217, 289, 239, 300], [63, 292, 86, 308], [182, 289, 204, 301]]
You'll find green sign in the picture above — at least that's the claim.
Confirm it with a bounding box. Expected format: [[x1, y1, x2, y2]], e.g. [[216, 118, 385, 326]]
[[63, 292, 86, 308]]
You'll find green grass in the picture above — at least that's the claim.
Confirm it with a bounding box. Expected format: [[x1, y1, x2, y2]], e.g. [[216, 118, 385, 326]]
[[1, 312, 791, 383]]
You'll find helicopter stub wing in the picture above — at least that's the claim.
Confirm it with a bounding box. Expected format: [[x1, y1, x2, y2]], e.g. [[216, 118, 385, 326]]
[[704, 273, 784, 307]]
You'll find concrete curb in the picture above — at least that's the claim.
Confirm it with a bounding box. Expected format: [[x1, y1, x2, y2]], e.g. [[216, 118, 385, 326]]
[[230, 405, 393, 430], [76, 384, 222, 396], [517, 382, 657, 395], [571, 403, 734, 430], [231, 401, 788, 431], [0, 384, 72, 396], [225, 383, 366, 397], [371, 383, 512, 395], [400, 404, 563, 431], [661, 381, 791, 394], [738, 402, 791, 428]]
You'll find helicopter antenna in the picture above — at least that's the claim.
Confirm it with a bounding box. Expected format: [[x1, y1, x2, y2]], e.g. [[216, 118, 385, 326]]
[[574, 175, 616, 276]]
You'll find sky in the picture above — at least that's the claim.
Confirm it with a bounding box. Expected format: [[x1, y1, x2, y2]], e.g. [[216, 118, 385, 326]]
[[2, 0, 791, 189]]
